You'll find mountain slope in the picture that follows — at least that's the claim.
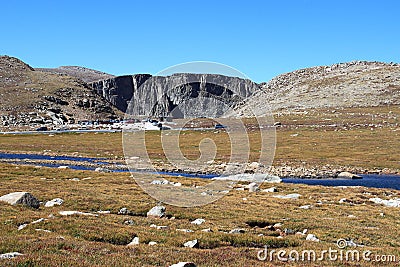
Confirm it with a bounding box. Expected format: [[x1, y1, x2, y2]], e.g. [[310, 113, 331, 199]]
[[36, 66, 115, 83], [0, 56, 120, 130], [258, 61, 400, 112], [1, 56, 400, 131]]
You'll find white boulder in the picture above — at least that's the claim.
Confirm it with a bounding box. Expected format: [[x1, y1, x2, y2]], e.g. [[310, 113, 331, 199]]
[[45, 198, 64, 207], [0, 192, 40, 209]]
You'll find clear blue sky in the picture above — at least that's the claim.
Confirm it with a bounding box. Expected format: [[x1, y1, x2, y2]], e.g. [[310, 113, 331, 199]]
[[1, 0, 399, 82]]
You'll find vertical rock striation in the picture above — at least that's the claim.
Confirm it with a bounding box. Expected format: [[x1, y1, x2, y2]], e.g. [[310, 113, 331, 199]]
[[89, 73, 260, 118]]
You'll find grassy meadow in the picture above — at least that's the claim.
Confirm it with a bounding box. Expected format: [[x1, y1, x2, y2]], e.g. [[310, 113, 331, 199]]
[[0, 105, 399, 266]]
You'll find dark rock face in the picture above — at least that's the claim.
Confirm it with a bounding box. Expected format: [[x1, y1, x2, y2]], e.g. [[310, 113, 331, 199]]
[[89, 74, 151, 113], [89, 73, 259, 118]]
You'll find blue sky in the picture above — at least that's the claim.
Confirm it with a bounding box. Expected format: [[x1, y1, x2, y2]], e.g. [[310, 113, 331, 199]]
[[1, 0, 399, 82]]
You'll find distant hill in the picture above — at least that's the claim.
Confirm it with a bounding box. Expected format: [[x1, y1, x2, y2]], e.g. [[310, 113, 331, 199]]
[[0, 56, 121, 130], [36, 66, 115, 83], [259, 61, 400, 112], [1, 56, 400, 130]]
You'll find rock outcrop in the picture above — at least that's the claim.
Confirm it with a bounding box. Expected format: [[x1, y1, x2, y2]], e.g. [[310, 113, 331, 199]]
[[0, 56, 121, 131], [90, 73, 259, 117], [89, 60, 400, 118], [89, 74, 151, 113], [254, 61, 400, 113], [0, 192, 40, 209]]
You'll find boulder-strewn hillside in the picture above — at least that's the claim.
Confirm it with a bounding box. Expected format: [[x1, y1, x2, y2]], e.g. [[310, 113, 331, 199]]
[[36, 66, 115, 83], [1, 56, 400, 130], [0, 56, 120, 130], [257, 61, 400, 112]]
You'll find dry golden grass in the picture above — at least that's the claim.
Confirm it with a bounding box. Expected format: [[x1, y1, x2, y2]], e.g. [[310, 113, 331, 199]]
[[1, 105, 399, 171], [0, 105, 399, 266], [0, 164, 399, 266]]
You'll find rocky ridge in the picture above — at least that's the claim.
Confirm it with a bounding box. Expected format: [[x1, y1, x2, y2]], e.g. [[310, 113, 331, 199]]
[[253, 61, 400, 113], [88, 60, 400, 118], [89, 73, 259, 117], [0, 56, 121, 130], [36, 66, 115, 83], [2, 56, 400, 130]]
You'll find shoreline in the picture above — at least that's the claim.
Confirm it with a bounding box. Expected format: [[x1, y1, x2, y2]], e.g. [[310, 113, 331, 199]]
[[0, 151, 399, 180]]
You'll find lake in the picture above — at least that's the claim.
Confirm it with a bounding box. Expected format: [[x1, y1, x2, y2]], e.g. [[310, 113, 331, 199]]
[[0, 152, 399, 190]]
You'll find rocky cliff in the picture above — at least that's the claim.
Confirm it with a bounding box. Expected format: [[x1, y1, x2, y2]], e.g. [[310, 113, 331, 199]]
[[88, 61, 400, 118], [89, 74, 151, 113], [89, 73, 259, 118]]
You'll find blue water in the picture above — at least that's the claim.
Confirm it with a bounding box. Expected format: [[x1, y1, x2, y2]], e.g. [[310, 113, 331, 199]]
[[283, 175, 400, 190], [0, 152, 109, 164], [0, 152, 218, 179], [0, 152, 399, 189]]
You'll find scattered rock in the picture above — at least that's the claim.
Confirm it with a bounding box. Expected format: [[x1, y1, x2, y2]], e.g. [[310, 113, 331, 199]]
[[148, 241, 157, 246], [337, 172, 362, 179], [273, 193, 301, 200], [70, 178, 80, 181], [97, 210, 111, 214], [248, 162, 261, 168], [31, 218, 45, 224], [339, 198, 347, 203], [44, 198, 64, 207], [147, 205, 166, 218], [248, 182, 260, 192], [169, 262, 197, 267], [183, 239, 198, 248], [127, 236, 139, 247], [201, 228, 213, 232], [283, 228, 295, 235], [191, 218, 205, 225], [35, 229, 51, 233], [118, 207, 130, 215], [151, 179, 169, 185], [176, 229, 194, 233], [212, 173, 281, 183], [0, 192, 40, 209], [369, 197, 400, 207], [306, 234, 320, 242], [18, 224, 28, 231], [59, 211, 98, 216], [229, 228, 245, 234], [124, 220, 135, 225], [58, 166, 69, 169], [261, 187, 277, 192], [95, 167, 111, 173], [298, 205, 312, 209], [0, 252, 23, 259], [295, 229, 308, 236]]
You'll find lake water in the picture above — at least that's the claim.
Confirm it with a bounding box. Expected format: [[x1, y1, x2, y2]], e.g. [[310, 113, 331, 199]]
[[283, 175, 400, 190], [0, 152, 399, 190]]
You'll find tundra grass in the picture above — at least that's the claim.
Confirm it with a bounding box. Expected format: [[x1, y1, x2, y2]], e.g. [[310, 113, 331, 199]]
[[1, 106, 399, 170], [0, 164, 399, 266]]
